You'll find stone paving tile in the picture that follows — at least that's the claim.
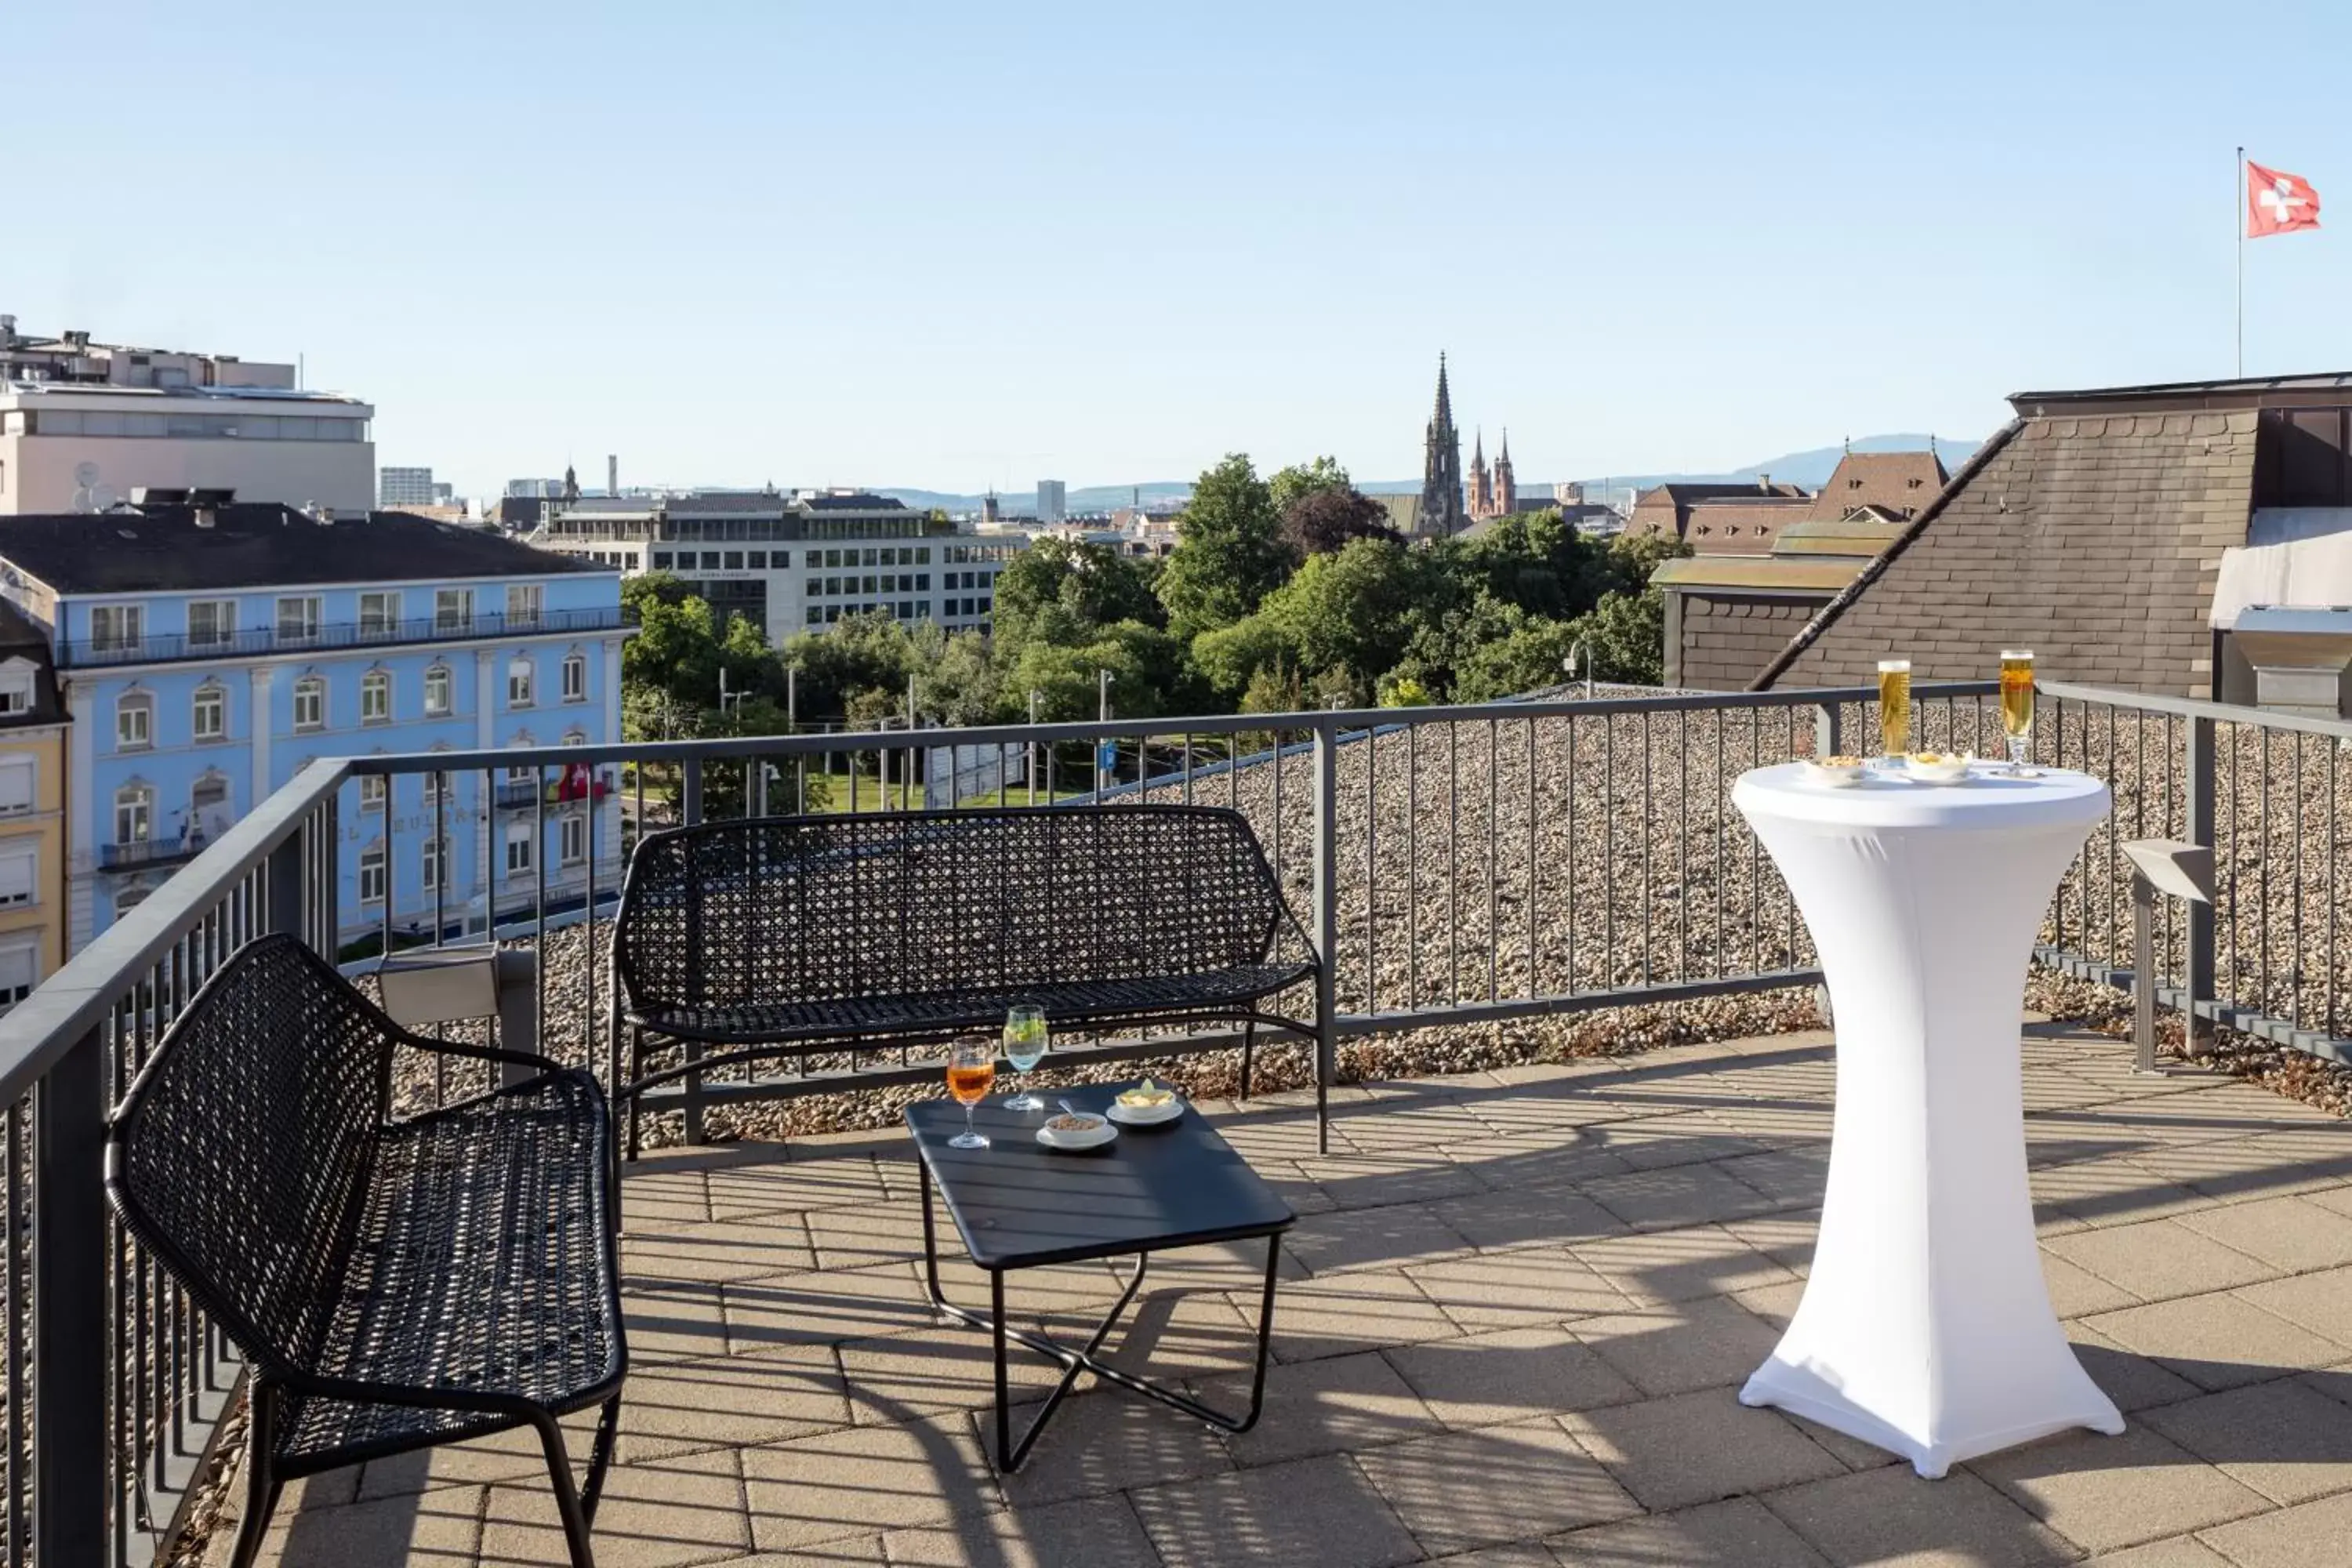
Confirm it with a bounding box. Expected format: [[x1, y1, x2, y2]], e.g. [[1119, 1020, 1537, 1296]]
[[2082, 1292, 2351, 1391], [1561, 1388, 1845, 1514], [1570, 1222, 1800, 1306], [1588, 1112, 1773, 1171], [2081, 1540, 2234, 1568], [877, 1494, 1163, 1568], [590, 1344, 848, 1462], [981, 1388, 1234, 1509], [1426, 1181, 1628, 1252], [1548, 1496, 1831, 1566], [2042, 1218, 2280, 1303], [622, 1277, 735, 1367], [481, 1446, 749, 1568], [1131, 1451, 1425, 1568], [1089, 1286, 1261, 1377], [2139, 1377, 2352, 1504], [1385, 1325, 1642, 1428], [1420, 1544, 1560, 1568], [2180, 1194, 2352, 1272], [1732, 1279, 1809, 1332], [740, 1415, 1002, 1554], [834, 1326, 1062, 1423], [2067, 1326, 2209, 1414], [1187, 1348, 1443, 1467], [1968, 1425, 2270, 1555], [2034, 1154, 2209, 1231], [1292, 1150, 1490, 1210], [622, 1212, 817, 1285], [1710, 1146, 1832, 1208], [2140, 1129, 2352, 1204], [2039, 1248, 2145, 1319], [723, 1262, 940, 1352], [1720, 1210, 1819, 1277], [1760, 1464, 2077, 1566], [2234, 1265, 2352, 1347], [2194, 1489, 2352, 1566], [700, 1150, 895, 1220], [1404, 1246, 1632, 1332], [262, 1484, 484, 1568], [1253, 1269, 1460, 1363], [1285, 1200, 1476, 1275], [1355, 1417, 1643, 1555], [1570, 1294, 1784, 1398], [1578, 1163, 1780, 1232]]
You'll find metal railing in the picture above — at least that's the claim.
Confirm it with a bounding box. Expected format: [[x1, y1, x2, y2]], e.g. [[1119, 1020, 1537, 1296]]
[[54, 606, 630, 670], [2, 673, 2348, 1562]]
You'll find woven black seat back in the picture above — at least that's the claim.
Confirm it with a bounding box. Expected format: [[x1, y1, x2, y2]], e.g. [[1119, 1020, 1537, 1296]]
[[107, 934, 395, 1377], [616, 806, 1288, 1014]]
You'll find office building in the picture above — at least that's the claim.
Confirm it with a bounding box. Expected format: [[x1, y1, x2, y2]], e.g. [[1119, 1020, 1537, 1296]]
[[379, 466, 437, 506], [0, 499, 626, 951], [1036, 479, 1067, 524], [0, 316, 374, 514], [534, 488, 1028, 641]]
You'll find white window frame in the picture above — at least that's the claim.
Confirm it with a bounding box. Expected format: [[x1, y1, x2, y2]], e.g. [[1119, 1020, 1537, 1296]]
[[359, 771, 387, 810], [187, 599, 238, 649], [0, 937, 37, 1014], [506, 583, 543, 628], [0, 755, 32, 816], [506, 657, 534, 709], [561, 652, 587, 703], [560, 811, 586, 866], [0, 847, 34, 907], [275, 595, 322, 644], [360, 669, 392, 726], [434, 587, 474, 633], [422, 833, 446, 891], [292, 676, 325, 732], [114, 784, 153, 847], [115, 692, 153, 751], [0, 666, 31, 717], [423, 662, 453, 717], [191, 682, 227, 742], [504, 825, 533, 875], [90, 603, 144, 655], [358, 844, 387, 905], [358, 590, 401, 638]]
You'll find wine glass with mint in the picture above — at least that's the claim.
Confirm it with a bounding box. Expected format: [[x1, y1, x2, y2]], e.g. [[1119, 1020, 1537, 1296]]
[[1002, 1004, 1048, 1112]]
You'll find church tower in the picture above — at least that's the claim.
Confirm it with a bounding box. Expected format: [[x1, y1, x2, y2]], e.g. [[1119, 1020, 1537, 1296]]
[[1467, 429, 1494, 518], [1414, 354, 1465, 538], [1492, 428, 1516, 516]]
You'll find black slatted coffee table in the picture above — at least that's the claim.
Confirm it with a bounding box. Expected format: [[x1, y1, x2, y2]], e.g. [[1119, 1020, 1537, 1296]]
[[905, 1081, 1295, 1471]]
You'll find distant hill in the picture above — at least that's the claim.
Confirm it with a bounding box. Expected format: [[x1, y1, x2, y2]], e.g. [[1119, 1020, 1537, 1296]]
[[1357, 433, 1980, 501], [880, 435, 1978, 518]]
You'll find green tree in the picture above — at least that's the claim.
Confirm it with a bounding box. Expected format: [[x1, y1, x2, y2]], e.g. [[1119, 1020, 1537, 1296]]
[[1189, 613, 1298, 702], [1261, 538, 1436, 692], [1155, 454, 1289, 641], [1451, 611, 1581, 703], [992, 537, 1162, 652], [1269, 456, 1351, 516], [1563, 587, 1668, 685], [623, 593, 723, 709]]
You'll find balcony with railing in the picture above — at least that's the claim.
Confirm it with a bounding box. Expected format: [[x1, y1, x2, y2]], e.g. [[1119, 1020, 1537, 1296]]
[[54, 604, 631, 670], [5, 681, 2352, 1565]]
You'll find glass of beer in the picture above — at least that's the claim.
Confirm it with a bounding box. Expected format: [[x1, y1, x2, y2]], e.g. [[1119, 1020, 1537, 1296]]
[[1877, 659, 1912, 760], [2000, 649, 2035, 766], [946, 1038, 995, 1149], [1002, 1004, 1048, 1111]]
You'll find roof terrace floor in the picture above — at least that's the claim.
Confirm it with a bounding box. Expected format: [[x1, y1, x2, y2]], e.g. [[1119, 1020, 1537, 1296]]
[[230, 1025, 2352, 1566]]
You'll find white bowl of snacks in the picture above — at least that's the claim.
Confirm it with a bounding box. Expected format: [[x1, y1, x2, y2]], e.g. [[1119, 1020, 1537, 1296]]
[[1036, 1110, 1118, 1151], [1108, 1079, 1185, 1126], [1799, 754, 1867, 787], [1904, 750, 1973, 784]]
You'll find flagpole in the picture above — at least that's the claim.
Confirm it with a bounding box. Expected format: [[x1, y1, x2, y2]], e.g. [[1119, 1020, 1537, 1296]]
[[2236, 145, 2245, 377]]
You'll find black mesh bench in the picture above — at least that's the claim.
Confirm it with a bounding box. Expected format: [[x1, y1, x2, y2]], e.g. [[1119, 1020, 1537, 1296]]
[[615, 804, 1332, 1149], [105, 934, 627, 1568]]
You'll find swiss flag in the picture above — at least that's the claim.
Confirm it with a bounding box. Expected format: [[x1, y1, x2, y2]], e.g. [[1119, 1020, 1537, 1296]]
[[2247, 160, 2321, 238]]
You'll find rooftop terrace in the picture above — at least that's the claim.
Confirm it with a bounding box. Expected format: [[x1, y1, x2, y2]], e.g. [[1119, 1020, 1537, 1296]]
[[229, 1025, 2352, 1568]]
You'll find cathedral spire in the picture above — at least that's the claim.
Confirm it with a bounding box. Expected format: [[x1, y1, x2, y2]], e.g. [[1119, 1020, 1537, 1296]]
[[1415, 354, 1465, 539], [1472, 427, 1484, 466]]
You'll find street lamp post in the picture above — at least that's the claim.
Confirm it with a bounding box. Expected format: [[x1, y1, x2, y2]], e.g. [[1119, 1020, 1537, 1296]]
[[1096, 670, 1116, 794], [1027, 689, 1042, 808]]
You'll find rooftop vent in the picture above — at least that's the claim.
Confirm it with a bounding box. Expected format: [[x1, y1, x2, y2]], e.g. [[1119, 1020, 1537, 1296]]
[[130, 487, 190, 507], [187, 488, 235, 507]]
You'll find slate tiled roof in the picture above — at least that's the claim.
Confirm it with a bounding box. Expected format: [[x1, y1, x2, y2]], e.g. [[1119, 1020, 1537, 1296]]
[[1681, 496, 1813, 555], [0, 503, 609, 595], [1752, 408, 2262, 696]]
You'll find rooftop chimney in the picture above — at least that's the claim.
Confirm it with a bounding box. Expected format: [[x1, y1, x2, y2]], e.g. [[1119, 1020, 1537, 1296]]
[[608, 454, 618, 497], [1759, 473, 1772, 492]]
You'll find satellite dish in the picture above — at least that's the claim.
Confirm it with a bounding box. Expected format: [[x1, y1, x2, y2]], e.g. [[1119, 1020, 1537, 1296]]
[[89, 485, 118, 511], [69, 489, 95, 514], [73, 462, 100, 488]]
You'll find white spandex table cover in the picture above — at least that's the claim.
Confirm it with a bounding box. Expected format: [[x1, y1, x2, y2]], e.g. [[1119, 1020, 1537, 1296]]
[[1732, 761, 2124, 1478]]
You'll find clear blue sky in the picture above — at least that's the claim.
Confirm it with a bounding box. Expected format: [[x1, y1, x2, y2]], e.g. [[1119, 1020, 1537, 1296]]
[[13, 2, 2349, 498]]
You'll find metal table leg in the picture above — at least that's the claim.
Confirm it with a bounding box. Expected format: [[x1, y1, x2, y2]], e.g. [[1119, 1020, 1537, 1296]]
[[920, 1167, 1283, 1472]]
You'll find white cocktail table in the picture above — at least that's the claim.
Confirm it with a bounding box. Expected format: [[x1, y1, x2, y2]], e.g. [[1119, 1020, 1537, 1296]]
[[1732, 761, 2124, 1478]]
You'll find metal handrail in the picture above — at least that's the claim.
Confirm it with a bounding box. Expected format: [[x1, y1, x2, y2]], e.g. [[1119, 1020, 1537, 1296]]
[[54, 605, 630, 670]]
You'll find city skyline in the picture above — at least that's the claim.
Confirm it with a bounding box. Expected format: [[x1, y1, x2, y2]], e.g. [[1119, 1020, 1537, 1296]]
[[11, 2, 2349, 497]]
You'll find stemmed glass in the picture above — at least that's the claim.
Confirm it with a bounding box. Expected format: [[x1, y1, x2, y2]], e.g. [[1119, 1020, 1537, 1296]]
[[945, 1038, 994, 1149], [2000, 650, 2035, 768], [1002, 1004, 1049, 1112]]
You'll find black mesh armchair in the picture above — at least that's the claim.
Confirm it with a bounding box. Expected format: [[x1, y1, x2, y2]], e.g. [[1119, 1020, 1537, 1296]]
[[104, 934, 627, 1568], [615, 804, 1331, 1148]]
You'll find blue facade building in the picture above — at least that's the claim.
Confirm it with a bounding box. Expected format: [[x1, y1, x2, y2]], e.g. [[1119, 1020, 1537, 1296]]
[[0, 499, 626, 953]]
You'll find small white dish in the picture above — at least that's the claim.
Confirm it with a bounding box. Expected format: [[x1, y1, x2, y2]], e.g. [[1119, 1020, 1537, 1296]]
[[1107, 1096, 1185, 1127], [1799, 757, 1867, 787], [1036, 1116, 1118, 1152], [1903, 753, 1973, 785]]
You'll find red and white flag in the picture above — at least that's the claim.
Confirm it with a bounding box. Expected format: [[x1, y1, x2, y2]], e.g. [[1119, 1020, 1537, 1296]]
[[2247, 159, 2321, 238]]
